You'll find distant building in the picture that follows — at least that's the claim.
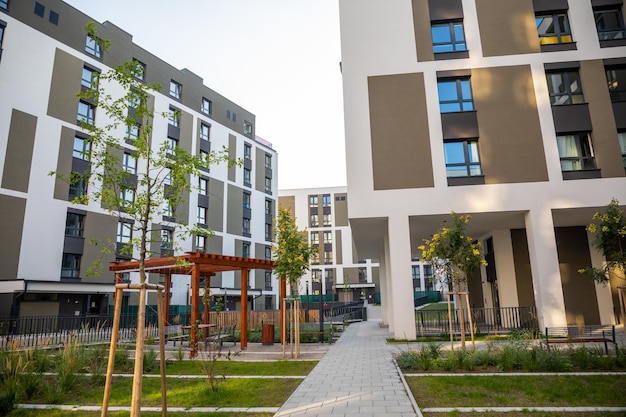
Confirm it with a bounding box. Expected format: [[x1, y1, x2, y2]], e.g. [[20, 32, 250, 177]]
[[339, 0, 626, 339], [0, 0, 278, 318]]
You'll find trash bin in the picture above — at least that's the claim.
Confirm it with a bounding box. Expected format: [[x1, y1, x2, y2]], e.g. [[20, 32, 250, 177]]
[[261, 322, 274, 345]]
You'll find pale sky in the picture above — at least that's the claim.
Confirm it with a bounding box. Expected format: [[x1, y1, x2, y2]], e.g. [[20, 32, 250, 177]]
[[63, 0, 346, 190]]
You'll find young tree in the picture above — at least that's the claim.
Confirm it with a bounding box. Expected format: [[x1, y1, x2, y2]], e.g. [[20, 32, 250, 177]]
[[418, 212, 486, 350], [52, 23, 235, 416]]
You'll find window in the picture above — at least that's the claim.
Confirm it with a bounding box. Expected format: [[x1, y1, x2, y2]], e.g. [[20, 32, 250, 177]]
[[120, 187, 135, 205], [444, 140, 482, 177], [244, 143, 252, 159], [243, 168, 251, 186], [77, 101, 95, 125], [536, 12, 572, 45], [117, 221, 132, 244], [265, 153, 272, 169], [325, 270, 334, 294], [162, 199, 174, 218], [594, 8, 626, 41], [0, 23, 5, 61], [168, 107, 179, 127], [265, 223, 272, 240], [431, 21, 467, 53], [65, 212, 84, 237], [358, 267, 367, 283], [198, 177, 208, 195], [324, 250, 333, 264], [617, 132, 626, 169], [265, 199, 273, 215], [34, 2, 44, 17], [412, 265, 421, 281], [244, 121, 253, 136], [169, 80, 181, 99], [72, 136, 91, 160], [165, 137, 177, 155], [323, 214, 331, 226], [546, 70, 584, 105], [201, 97, 212, 115], [126, 123, 139, 142], [197, 206, 207, 224], [196, 235, 206, 252], [243, 218, 251, 235], [243, 242, 250, 258], [161, 229, 173, 250], [265, 246, 271, 260], [200, 123, 210, 141], [199, 150, 209, 169], [311, 231, 319, 245], [122, 153, 137, 175], [163, 168, 172, 185], [81, 66, 98, 89], [438, 78, 473, 113], [556, 133, 596, 171], [322, 194, 331, 207], [309, 195, 318, 207], [0, 0, 7, 10], [132, 59, 146, 81], [312, 251, 320, 264], [128, 88, 142, 109], [310, 214, 319, 227], [85, 34, 102, 58], [265, 272, 273, 292], [61, 253, 81, 278], [243, 192, 251, 209], [49, 10, 59, 25], [323, 231, 332, 244], [606, 67, 626, 102], [264, 177, 272, 193], [69, 176, 87, 201]]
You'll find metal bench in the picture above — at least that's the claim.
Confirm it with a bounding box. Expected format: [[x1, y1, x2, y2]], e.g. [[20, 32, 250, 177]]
[[205, 324, 237, 349], [544, 325, 618, 355]]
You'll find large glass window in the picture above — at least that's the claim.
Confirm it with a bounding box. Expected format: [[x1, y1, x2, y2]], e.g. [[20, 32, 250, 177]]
[[0, 0, 8, 10], [322, 194, 331, 207], [165, 137, 177, 155], [77, 101, 95, 125], [169, 80, 181, 99], [265, 177, 272, 193], [243, 218, 251, 235], [65, 212, 84, 237], [122, 153, 137, 175], [311, 231, 319, 245], [81, 66, 98, 89], [117, 221, 132, 243], [438, 78, 473, 113], [265, 223, 272, 241], [606, 67, 626, 102], [168, 107, 179, 127], [431, 21, 467, 53], [323, 214, 331, 226], [444, 140, 482, 177], [265, 199, 272, 215], [309, 195, 318, 207], [161, 229, 173, 251], [323, 231, 332, 244], [243, 168, 251, 186], [61, 253, 81, 278], [546, 71, 584, 105], [201, 97, 212, 115], [73, 136, 91, 160], [536, 12, 573, 45], [126, 123, 139, 142], [197, 206, 207, 224], [198, 177, 208, 195], [594, 8, 626, 40], [120, 187, 135, 205], [69, 175, 88, 201], [243, 192, 251, 209], [310, 214, 319, 227], [242, 242, 250, 258], [618, 132, 626, 168], [556, 133, 596, 171], [85, 34, 102, 58], [200, 123, 210, 141], [244, 143, 252, 159], [195, 235, 206, 252]]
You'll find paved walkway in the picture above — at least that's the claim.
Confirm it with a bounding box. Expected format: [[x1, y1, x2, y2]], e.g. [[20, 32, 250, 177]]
[[275, 311, 418, 417]]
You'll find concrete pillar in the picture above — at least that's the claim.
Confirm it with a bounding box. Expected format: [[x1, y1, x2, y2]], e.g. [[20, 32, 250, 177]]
[[492, 229, 520, 308], [587, 228, 616, 324], [384, 215, 417, 340], [524, 208, 567, 328], [379, 251, 391, 328]]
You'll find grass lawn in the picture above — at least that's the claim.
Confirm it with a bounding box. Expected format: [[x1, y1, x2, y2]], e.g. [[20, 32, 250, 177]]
[[406, 375, 626, 408], [148, 359, 317, 376]]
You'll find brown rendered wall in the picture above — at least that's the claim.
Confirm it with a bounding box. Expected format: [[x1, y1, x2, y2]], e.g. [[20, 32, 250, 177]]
[[228, 134, 237, 182], [47, 48, 82, 124], [334, 193, 348, 226], [473, 66, 549, 184], [0, 195, 26, 280], [335, 230, 343, 265], [368, 73, 434, 190], [279, 196, 296, 214], [53, 127, 75, 200], [82, 212, 116, 283], [226, 184, 244, 236], [411, 0, 435, 62], [510, 229, 536, 308], [475, 0, 540, 57], [2, 110, 37, 193], [208, 179, 224, 232], [555, 227, 601, 325], [579, 60, 625, 178]]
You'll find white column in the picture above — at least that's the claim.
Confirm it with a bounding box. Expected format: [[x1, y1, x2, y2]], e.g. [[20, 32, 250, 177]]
[[524, 208, 567, 328], [385, 215, 417, 340], [378, 251, 390, 327], [587, 229, 616, 325], [492, 229, 520, 308]]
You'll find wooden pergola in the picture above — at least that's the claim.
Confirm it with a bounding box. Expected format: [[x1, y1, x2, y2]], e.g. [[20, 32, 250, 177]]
[[109, 252, 276, 354]]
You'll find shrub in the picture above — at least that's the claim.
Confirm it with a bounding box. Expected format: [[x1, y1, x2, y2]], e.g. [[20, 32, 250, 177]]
[[394, 351, 419, 372], [143, 348, 158, 372]]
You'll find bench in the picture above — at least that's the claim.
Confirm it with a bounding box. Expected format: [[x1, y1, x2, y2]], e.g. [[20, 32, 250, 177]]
[[544, 325, 618, 355], [205, 324, 237, 349]]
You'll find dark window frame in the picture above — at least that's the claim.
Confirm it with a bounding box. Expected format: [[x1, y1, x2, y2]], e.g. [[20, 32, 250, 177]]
[[443, 139, 483, 178], [556, 132, 597, 172], [438, 77, 474, 113], [85, 34, 102, 59], [77, 100, 95, 125], [431, 20, 467, 53], [65, 212, 84, 237], [61, 253, 81, 278], [606, 66, 626, 101], [594, 7, 626, 41], [536, 11, 573, 45], [169, 79, 182, 100], [546, 70, 585, 106]]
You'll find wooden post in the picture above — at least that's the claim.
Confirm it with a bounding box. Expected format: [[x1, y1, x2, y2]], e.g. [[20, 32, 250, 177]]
[[295, 298, 300, 359], [447, 292, 454, 352], [130, 284, 147, 417], [190, 265, 200, 357], [241, 269, 249, 350], [619, 286, 626, 340], [464, 292, 475, 349], [164, 273, 171, 327], [280, 276, 287, 345], [157, 287, 167, 417], [101, 284, 123, 417]]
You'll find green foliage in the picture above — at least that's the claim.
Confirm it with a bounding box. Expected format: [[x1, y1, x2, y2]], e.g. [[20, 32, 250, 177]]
[[273, 206, 317, 292], [419, 212, 487, 289], [579, 198, 626, 283]]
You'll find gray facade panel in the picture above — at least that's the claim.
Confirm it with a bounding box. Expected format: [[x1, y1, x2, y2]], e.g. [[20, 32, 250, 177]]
[[0, 195, 26, 280], [208, 178, 224, 232], [228, 134, 237, 183], [82, 212, 116, 283], [53, 127, 75, 200], [2, 110, 37, 193], [47, 48, 82, 124], [226, 184, 244, 236]]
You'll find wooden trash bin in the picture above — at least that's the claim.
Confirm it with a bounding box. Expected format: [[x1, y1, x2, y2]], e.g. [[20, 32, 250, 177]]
[[261, 322, 274, 345]]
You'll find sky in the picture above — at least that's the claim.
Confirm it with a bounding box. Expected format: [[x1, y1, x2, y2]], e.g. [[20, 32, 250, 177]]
[[63, 0, 346, 190]]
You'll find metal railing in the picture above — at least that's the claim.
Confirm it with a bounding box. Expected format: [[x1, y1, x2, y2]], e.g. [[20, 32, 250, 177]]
[[415, 306, 538, 336]]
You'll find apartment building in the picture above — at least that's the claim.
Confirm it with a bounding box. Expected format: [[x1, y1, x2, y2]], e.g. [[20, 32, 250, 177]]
[[279, 187, 381, 303], [339, 0, 626, 339], [0, 0, 278, 318]]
